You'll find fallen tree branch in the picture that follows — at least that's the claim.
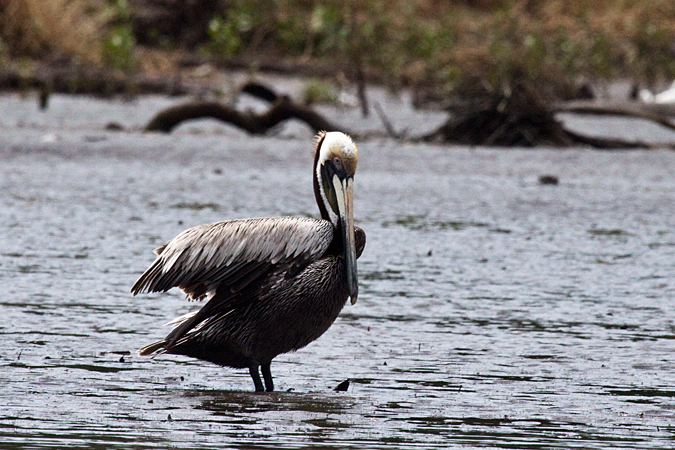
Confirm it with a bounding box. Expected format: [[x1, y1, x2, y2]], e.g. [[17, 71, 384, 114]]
[[555, 100, 675, 133], [418, 83, 575, 147], [145, 94, 347, 134], [418, 83, 675, 149], [144, 80, 675, 149], [374, 101, 401, 139], [241, 81, 279, 102], [562, 130, 647, 149]]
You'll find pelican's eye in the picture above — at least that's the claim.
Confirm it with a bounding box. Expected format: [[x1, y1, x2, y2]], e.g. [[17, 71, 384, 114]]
[[333, 156, 343, 171]]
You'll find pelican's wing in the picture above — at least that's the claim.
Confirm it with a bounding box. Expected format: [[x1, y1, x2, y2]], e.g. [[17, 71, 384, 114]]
[[131, 217, 334, 300]]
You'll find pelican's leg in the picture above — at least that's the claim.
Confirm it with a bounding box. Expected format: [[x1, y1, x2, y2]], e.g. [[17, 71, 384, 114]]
[[248, 366, 264, 392], [261, 363, 274, 392]]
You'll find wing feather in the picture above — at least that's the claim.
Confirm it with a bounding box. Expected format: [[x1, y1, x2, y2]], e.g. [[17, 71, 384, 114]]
[[131, 217, 333, 299]]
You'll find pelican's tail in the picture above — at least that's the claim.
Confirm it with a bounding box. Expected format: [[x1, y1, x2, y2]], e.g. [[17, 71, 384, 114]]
[[138, 310, 199, 356], [137, 340, 168, 357]]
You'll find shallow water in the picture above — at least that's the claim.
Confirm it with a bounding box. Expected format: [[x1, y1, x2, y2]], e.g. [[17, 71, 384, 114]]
[[1, 93, 675, 449]]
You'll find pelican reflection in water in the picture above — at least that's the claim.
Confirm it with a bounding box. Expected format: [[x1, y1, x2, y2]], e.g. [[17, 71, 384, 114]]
[[131, 132, 365, 392]]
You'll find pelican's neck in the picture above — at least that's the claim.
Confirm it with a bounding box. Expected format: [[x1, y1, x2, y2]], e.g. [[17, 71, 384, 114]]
[[313, 137, 338, 227]]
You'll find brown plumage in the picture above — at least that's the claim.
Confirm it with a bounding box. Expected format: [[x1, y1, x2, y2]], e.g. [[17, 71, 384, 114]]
[[132, 132, 365, 392]]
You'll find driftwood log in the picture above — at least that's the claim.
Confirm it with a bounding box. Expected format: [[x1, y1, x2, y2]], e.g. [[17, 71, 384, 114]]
[[557, 100, 675, 133], [420, 83, 675, 149], [421, 83, 574, 146], [145, 83, 346, 134], [144, 80, 675, 149]]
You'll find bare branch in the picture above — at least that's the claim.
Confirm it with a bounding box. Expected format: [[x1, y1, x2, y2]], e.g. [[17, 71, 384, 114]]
[[145, 95, 347, 134]]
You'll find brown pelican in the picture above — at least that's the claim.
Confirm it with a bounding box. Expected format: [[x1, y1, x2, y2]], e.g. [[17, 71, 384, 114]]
[[131, 131, 365, 392]]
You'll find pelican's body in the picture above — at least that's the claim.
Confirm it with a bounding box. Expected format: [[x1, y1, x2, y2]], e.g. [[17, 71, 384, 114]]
[[132, 132, 364, 392]]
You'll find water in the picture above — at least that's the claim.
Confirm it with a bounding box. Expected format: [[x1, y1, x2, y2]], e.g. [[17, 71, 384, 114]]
[[1, 92, 675, 449]]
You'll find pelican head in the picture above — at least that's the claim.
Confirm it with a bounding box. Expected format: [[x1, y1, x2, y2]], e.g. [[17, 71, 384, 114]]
[[314, 131, 359, 304]]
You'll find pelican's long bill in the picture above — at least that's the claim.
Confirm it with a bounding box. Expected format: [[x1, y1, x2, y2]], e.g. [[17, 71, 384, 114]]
[[332, 173, 358, 304]]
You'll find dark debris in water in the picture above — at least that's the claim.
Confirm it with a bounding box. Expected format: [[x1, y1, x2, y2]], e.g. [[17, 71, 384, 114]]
[[539, 175, 559, 185], [105, 122, 124, 131], [522, 354, 558, 360], [171, 202, 220, 211], [18, 264, 42, 273], [303, 417, 351, 429], [588, 228, 633, 237], [334, 380, 350, 392], [383, 214, 490, 232], [64, 363, 135, 373], [607, 388, 675, 398], [194, 393, 350, 415], [361, 269, 404, 281]]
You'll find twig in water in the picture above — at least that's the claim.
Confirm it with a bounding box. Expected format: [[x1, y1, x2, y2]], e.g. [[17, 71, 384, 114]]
[[374, 102, 401, 139]]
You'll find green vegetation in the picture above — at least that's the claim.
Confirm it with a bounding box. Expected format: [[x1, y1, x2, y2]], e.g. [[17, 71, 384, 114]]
[[2, 0, 675, 96], [191, 0, 675, 96], [102, 0, 136, 72], [303, 78, 338, 105]]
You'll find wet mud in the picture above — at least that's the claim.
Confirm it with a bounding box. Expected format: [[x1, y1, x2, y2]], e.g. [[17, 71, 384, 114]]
[[1, 92, 675, 448]]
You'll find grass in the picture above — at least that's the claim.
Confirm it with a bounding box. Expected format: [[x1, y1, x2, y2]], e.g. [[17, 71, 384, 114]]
[[0, 0, 109, 63], [2, 0, 675, 96], [0, 0, 136, 72]]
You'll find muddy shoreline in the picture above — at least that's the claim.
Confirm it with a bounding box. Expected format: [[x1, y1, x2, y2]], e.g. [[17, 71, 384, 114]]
[[2, 91, 675, 449]]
